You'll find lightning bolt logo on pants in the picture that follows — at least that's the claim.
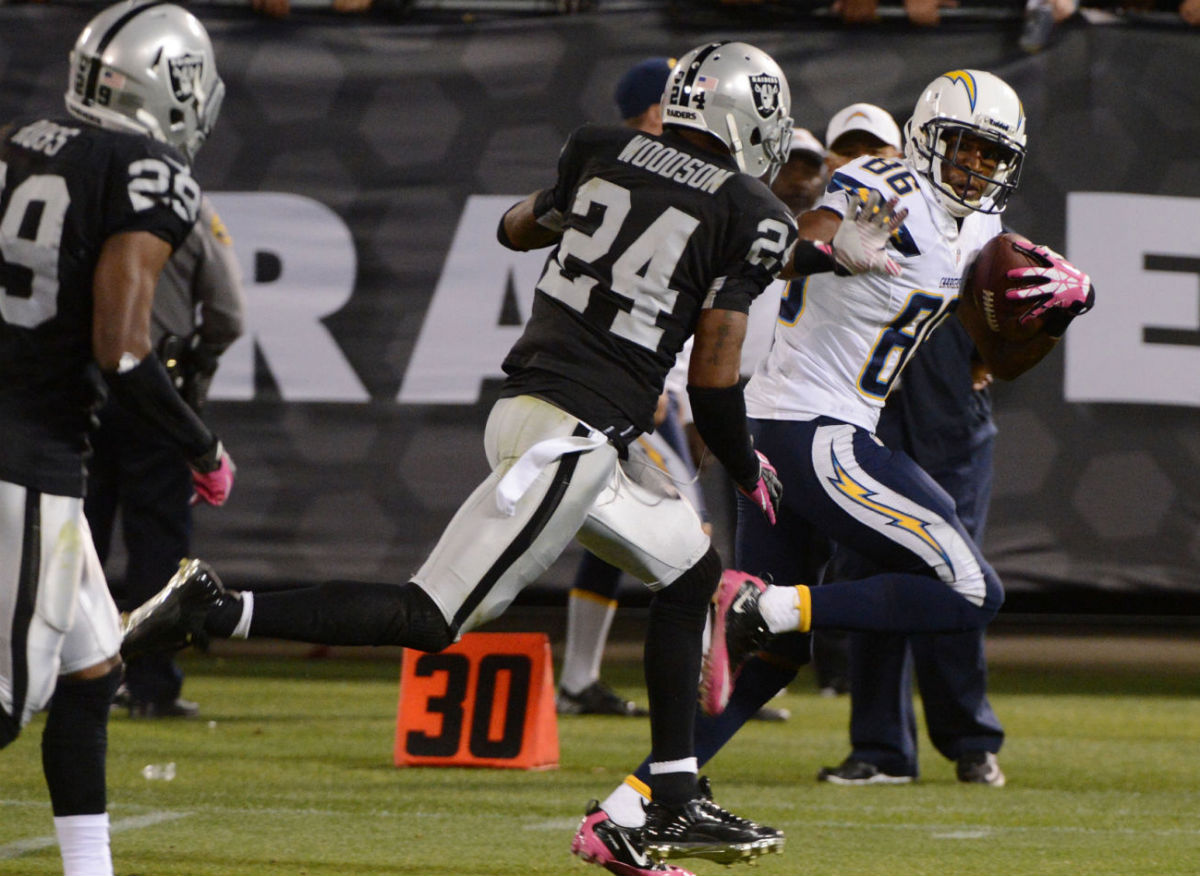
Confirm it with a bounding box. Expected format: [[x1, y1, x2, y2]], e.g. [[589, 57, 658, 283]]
[[828, 450, 951, 569]]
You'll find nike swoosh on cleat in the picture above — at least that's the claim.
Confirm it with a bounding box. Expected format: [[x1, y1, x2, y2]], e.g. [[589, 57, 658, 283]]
[[613, 829, 650, 866]]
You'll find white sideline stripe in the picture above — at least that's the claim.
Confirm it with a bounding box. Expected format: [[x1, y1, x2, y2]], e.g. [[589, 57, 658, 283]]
[[803, 819, 1200, 838], [524, 817, 584, 831], [5, 802, 1200, 841], [0, 811, 188, 859], [526, 815, 1200, 839]]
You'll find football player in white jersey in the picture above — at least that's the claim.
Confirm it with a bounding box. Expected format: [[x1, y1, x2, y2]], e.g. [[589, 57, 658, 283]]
[[588, 71, 1094, 840], [700, 69, 1095, 715]]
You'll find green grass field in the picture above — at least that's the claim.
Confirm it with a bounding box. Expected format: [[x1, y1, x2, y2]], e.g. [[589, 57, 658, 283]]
[[3, 637, 1199, 876]]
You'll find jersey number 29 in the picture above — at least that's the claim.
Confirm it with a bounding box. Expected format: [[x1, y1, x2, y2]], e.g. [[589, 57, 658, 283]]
[[0, 157, 199, 330], [0, 161, 70, 329]]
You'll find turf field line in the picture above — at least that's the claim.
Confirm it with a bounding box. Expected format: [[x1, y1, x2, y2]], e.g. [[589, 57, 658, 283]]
[[521, 817, 1200, 839], [800, 819, 1200, 838], [0, 811, 189, 859]]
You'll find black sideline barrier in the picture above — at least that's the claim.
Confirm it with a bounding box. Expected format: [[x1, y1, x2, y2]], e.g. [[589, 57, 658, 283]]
[[3, 8, 1198, 615]]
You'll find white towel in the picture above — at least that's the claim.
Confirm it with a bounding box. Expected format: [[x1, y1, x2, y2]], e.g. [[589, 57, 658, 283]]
[[495, 433, 606, 516]]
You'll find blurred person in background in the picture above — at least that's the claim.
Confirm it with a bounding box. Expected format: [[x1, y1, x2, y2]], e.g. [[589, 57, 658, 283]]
[[87, 195, 244, 720], [614, 56, 673, 135], [833, 0, 958, 26], [824, 101, 903, 172], [0, 4, 232, 874], [769, 122, 852, 699], [804, 102, 906, 697], [250, 0, 373, 17], [770, 126, 827, 216]]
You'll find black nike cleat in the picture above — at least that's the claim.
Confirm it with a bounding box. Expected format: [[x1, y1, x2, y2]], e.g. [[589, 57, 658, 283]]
[[121, 558, 225, 660], [641, 780, 784, 865], [557, 681, 648, 717]]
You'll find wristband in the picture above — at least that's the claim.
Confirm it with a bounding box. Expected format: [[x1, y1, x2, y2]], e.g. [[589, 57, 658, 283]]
[[191, 438, 225, 474], [531, 187, 563, 232], [792, 239, 838, 276], [532, 187, 557, 220], [103, 352, 216, 461]]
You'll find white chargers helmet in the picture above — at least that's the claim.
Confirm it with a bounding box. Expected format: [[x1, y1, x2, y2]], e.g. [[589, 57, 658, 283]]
[[662, 41, 794, 185], [903, 69, 1026, 217], [65, 1, 224, 161]]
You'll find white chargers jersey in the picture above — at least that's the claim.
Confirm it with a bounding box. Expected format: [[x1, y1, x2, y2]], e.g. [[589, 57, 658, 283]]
[[745, 154, 1003, 432]]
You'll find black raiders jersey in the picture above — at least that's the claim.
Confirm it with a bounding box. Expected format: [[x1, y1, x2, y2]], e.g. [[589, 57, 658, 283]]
[[0, 117, 198, 497], [501, 124, 797, 441]]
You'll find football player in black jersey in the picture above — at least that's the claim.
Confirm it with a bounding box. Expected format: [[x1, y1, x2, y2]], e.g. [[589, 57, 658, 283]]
[[122, 41, 901, 873], [0, 4, 230, 874]]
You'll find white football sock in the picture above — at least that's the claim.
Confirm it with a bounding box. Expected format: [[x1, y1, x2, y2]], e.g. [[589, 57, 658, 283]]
[[55, 813, 113, 876], [559, 590, 616, 694], [759, 585, 803, 634], [601, 779, 649, 829]]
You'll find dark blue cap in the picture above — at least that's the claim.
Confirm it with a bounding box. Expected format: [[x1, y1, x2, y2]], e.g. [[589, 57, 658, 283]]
[[614, 57, 673, 121]]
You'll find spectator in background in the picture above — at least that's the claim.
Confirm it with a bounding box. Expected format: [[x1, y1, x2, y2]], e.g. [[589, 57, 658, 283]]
[[1022, 0, 1198, 52], [613, 56, 673, 135], [824, 101, 903, 171], [770, 127, 827, 216], [1019, 0, 1079, 52], [803, 102, 906, 698], [251, 0, 373, 17], [88, 196, 245, 719], [833, 0, 958, 26]]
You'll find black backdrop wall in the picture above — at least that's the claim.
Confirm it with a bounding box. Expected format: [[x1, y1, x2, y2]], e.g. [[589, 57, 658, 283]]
[[4, 8, 1198, 613]]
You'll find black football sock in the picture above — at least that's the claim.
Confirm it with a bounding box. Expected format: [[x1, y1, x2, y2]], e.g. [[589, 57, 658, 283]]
[[644, 546, 722, 807], [42, 667, 121, 816], [219, 580, 452, 652], [632, 651, 802, 789], [204, 592, 244, 638]]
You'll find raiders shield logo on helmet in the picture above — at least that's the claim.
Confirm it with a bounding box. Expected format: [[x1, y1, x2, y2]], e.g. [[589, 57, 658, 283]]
[[168, 53, 205, 102], [749, 74, 781, 119]]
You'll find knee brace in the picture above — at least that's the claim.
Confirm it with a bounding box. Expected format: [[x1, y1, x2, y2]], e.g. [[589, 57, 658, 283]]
[[43, 665, 122, 816]]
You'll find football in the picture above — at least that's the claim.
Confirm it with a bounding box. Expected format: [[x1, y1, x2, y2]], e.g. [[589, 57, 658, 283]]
[[965, 232, 1046, 340]]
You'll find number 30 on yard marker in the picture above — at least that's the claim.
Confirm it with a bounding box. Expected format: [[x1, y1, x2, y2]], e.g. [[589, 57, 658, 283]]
[[394, 632, 559, 770]]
